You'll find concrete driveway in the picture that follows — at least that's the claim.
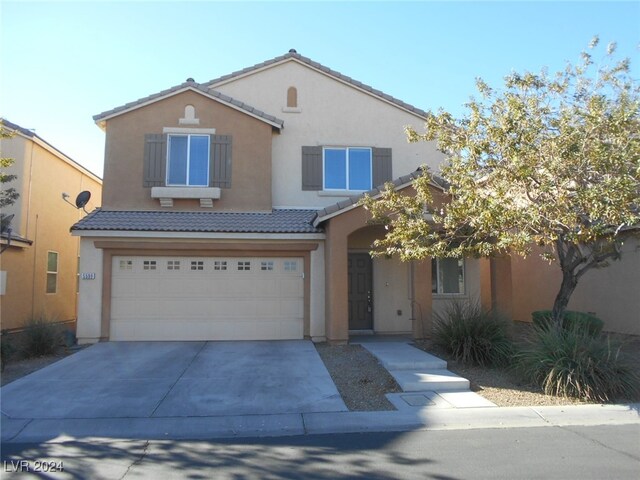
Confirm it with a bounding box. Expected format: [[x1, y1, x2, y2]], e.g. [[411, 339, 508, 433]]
[[0, 341, 347, 419]]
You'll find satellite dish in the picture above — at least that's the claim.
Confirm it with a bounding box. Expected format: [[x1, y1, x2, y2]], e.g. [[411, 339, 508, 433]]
[[75, 191, 91, 209]]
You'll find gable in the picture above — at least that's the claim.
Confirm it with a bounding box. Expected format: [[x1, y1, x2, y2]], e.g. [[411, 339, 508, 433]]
[[101, 90, 274, 211], [205, 52, 428, 121]]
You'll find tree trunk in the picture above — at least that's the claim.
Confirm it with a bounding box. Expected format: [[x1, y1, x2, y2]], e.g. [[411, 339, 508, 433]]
[[551, 267, 578, 326]]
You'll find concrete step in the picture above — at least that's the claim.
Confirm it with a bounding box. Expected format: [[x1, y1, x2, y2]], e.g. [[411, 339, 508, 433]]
[[389, 369, 470, 392], [360, 343, 448, 370]]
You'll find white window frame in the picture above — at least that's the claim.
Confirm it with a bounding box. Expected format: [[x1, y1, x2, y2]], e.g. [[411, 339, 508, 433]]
[[166, 134, 210, 187], [432, 258, 465, 295], [46, 251, 58, 294], [322, 147, 372, 192]]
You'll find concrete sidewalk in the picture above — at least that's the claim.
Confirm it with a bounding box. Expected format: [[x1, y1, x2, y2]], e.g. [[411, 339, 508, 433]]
[[3, 403, 639, 443]]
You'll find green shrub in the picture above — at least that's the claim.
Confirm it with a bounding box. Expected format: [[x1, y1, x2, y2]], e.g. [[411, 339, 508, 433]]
[[532, 310, 603, 337], [1, 332, 17, 371], [433, 300, 513, 366], [515, 323, 639, 402], [20, 317, 63, 358]]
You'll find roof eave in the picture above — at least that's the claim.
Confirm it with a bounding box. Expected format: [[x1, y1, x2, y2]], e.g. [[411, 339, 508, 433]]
[[93, 86, 284, 130], [313, 174, 447, 227]]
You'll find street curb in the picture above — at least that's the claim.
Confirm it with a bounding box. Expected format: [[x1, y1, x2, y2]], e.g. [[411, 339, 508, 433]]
[[2, 403, 638, 443]]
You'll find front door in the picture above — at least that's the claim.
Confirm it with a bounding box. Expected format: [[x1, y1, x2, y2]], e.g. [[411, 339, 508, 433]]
[[348, 253, 373, 330]]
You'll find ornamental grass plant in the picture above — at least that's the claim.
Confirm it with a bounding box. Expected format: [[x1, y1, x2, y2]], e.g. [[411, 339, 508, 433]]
[[432, 300, 513, 367], [20, 316, 64, 358], [515, 322, 639, 402]]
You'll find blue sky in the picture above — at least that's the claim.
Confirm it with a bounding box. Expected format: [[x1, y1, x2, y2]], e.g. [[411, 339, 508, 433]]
[[1, 1, 638, 177]]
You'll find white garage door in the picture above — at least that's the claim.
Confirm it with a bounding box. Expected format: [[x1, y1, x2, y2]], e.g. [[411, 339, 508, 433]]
[[110, 256, 304, 341]]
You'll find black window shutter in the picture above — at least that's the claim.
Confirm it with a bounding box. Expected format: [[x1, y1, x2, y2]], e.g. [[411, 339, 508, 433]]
[[143, 134, 167, 187], [210, 135, 232, 188], [372, 147, 392, 187], [301, 146, 323, 191]]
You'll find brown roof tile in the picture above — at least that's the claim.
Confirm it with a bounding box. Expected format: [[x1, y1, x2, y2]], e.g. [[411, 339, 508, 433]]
[[71, 209, 321, 234]]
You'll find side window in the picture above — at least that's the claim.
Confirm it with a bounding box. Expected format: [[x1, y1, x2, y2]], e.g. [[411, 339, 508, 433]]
[[167, 134, 210, 186], [432, 258, 465, 294], [46, 251, 58, 294]]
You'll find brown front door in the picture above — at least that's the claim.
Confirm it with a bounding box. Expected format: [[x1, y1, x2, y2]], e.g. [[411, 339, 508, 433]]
[[348, 253, 373, 330]]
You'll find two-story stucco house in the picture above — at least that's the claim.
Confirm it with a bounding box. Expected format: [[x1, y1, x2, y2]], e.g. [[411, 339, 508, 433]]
[[73, 50, 501, 344], [72, 50, 639, 344], [1, 119, 102, 333]]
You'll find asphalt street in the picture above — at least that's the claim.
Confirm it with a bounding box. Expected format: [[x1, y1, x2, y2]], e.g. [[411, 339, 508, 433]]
[[2, 424, 638, 479]]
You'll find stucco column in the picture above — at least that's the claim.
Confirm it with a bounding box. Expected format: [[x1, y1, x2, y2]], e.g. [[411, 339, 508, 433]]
[[411, 259, 432, 339], [479, 258, 493, 312], [491, 256, 513, 319], [324, 221, 349, 344]]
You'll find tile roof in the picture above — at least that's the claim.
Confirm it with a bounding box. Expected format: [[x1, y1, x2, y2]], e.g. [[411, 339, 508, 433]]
[[93, 81, 284, 129], [314, 170, 448, 226], [71, 209, 322, 234], [204, 50, 429, 119]]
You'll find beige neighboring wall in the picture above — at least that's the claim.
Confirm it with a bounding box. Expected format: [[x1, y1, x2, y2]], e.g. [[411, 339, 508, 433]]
[[212, 59, 445, 208], [0, 131, 102, 331], [510, 240, 640, 335], [101, 90, 273, 211]]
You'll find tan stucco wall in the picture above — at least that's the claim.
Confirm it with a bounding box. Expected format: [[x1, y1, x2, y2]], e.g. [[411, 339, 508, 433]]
[[510, 240, 640, 335], [0, 135, 102, 331], [101, 90, 274, 211], [212, 59, 446, 209]]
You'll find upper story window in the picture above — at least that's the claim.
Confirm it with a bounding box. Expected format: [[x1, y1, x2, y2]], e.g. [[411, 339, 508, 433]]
[[432, 258, 465, 295], [323, 147, 372, 191], [167, 134, 210, 186]]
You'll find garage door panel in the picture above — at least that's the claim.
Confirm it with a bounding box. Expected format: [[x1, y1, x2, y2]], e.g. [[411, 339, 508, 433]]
[[111, 256, 304, 341]]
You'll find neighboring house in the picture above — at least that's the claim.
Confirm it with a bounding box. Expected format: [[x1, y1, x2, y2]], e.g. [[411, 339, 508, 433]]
[[0, 119, 102, 333], [508, 243, 640, 335], [72, 50, 638, 344]]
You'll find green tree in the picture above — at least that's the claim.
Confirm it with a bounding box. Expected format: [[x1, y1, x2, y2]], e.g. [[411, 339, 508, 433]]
[[362, 38, 640, 324], [0, 120, 20, 208], [1, 121, 20, 232]]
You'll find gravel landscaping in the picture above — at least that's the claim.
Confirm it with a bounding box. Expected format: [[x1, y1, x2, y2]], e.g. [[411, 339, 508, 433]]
[[315, 343, 401, 411], [413, 324, 640, 407]]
